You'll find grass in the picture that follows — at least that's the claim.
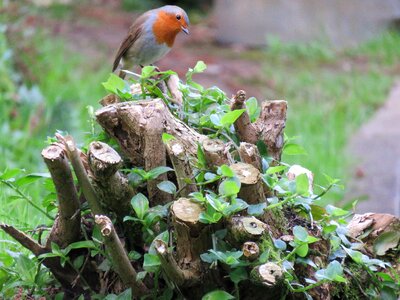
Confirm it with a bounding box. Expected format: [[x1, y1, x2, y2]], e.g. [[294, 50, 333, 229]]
[[0, 27, 109, 255], [262, 32, 400, 203]]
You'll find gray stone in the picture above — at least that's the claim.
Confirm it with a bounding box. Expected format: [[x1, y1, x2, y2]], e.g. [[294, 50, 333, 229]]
[[346, 83, 400, 217], [213, 0, 400, 48]]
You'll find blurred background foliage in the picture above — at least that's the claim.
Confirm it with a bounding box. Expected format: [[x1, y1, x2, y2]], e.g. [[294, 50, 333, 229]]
[[0, 0, 400, 294]]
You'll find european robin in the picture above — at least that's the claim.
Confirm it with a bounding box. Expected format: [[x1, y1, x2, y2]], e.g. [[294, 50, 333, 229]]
[[113, 5, 190, 78]]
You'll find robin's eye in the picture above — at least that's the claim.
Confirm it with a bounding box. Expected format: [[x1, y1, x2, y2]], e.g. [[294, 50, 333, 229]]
[[176, 14, 181, 20]]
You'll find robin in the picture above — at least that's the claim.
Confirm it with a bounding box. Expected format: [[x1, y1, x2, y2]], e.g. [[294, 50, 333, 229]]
[[113, 5, 190, 78]]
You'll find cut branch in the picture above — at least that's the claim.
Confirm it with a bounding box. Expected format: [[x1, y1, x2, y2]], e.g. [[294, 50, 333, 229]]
[[165, 139, 197, 197], [239, 142, 262, 172], [95, 215, 148, 297], [154, 239, 198, 286], [231, 90, 287, 162], [230, 162, 265, 204], [171, 198, 211, 277], [227, 216, 267, 246], [88, 141, 134, 217], [202, 138, 232, 167], [42, 144, 81, 247]]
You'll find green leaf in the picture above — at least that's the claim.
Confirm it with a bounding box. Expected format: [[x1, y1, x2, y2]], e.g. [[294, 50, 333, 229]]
[[197, 144, 207, 169], [15, 173, 50, 187], [325, 261, 346, 282], [266, 165, 288, 175], [220, 109, 245, 127], [218, 178, 241, 196], [131, 193, 149, 220], [141, 65, 157, 78], [218, 165, 235, 177], [102, 73, 131, 99], [0, 168, 24, 180], [373, 231, 400, 256], [73, 255, 84, 269], [273, 239, 287, 250], [295, 243, 309, 257], [157, 181, 177, 194], [202, 290, 234, 300], [293, 226, 308, 242], [146, 166, 173, 180], [246, 97, 261, 122], [210, 114, 221, 127], [162, 133, 175, 143], [199, 205, 223, 224], [193, 61, 207, 73], [143, 254, 161, 272], [65, 241, 97, 254], [247, 202, 267, 216], [325, 205, 349, 217], [295, 173, 309, 196], [283, 143, 307, 156]]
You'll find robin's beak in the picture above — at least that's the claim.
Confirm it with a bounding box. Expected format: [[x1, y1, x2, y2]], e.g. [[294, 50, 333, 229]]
[[181, 26, 189, 35]]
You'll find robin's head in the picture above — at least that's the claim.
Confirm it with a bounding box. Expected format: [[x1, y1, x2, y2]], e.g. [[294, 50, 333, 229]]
[[152, 5, 190, 47]]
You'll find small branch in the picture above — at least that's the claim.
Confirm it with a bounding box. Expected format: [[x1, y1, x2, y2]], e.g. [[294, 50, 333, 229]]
[[95, 215, 148, 297], [154, 239, 198, 286], [0, 224, 46, 256], [64, 136, 104, 215], [0, 180, 53, 220]]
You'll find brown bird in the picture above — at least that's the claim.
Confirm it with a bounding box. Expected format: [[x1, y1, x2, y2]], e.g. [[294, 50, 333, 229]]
[[113, 5, 190, 78]]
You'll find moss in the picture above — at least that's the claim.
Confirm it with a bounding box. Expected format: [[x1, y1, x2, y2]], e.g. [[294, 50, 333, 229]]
[[331, 263, 373, 300]]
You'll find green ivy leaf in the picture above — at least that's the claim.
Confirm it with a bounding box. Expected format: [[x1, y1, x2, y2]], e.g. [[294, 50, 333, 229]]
[[295, 243, 309, 257], [218, 165, 235, 177], [197, 144, 207, 169], [247, 202, 267, 216], [326, 205, 349, 218], [157, 181, 177, 194], [162, 133, 175, 143], [220, 109, 245, 127], [373, 231, 400, 256], [295, 173, 309, 196], [266, 165, 288, 175], [293, 226, 308, 242], [325, 261, 346, 283], [146, 166, 173, 180], [131, 193, 149, 220], [218, 178, 241, 197], [143, 254, 161, 272], [102, 73, 131, 99], [246, 97, 261, 122], [283, 143, 307, 156], [193, 61, 207, 73], [202, 290, 234, 300]]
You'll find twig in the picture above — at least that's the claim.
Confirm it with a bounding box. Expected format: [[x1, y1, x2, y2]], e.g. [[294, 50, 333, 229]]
[[64, 136, 104, 215], [0, 180, 53, 220]]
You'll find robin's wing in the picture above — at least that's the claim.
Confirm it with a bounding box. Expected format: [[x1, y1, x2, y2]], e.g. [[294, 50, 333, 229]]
[[112, 13, 149, 72]]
